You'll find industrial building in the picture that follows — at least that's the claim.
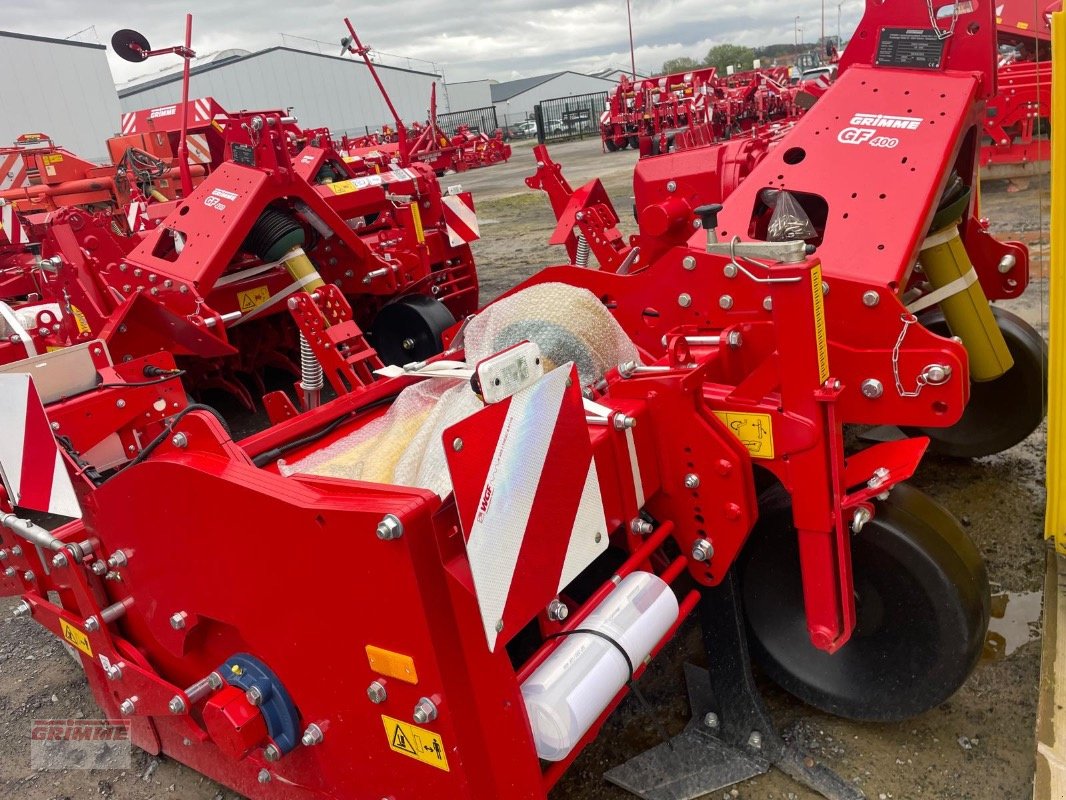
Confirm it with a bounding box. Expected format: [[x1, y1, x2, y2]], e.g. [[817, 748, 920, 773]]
[[119, 47, 440, 140], [443, 79, 494, 114], [0, 31, 122, 163], [490, 71, 618, 126]]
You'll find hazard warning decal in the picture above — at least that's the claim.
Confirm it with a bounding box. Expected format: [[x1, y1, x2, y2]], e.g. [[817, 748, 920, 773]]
[[380, 715, 449, 771], [237, 285, 270, 313], [445, 364, 608, 652], [0, 374, 81, 518], [441, 193, 480, 247], [0, 204, 28, 245], [0, 152, 28, 191], [60, 620, 92, 657]]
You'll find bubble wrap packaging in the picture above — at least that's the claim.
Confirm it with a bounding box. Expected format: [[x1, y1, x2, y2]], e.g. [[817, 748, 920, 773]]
[[286, 282, 639, 495], [464, 283, 640, 388]]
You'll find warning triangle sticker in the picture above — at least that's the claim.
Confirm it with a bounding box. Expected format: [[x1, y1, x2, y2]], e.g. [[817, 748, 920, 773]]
[[391, 725, 418, 755]]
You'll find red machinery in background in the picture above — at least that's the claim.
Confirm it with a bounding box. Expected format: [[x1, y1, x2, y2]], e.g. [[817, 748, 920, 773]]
[[599, 65, 802, 155], [979, 0, 1055, 171], [338, 21, 511, 174], [0, 92, 480, 409]]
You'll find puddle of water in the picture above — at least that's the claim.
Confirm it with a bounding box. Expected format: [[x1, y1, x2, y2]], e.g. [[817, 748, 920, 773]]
[[982, 590, 1043, 661]]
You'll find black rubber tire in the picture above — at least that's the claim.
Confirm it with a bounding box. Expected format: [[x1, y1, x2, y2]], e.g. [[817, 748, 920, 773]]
[[370, 295, 455, 366], [907, 306, 1046, 458], [605, 138, 619, 152], [618, 137, 629, 150], [741, 483, 990, 722], [628, 135, 639, 150]]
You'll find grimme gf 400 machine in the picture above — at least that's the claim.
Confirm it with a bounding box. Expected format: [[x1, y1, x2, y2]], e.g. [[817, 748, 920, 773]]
[[533, 0, 1046, 460], [0, 1, 1037, 799]]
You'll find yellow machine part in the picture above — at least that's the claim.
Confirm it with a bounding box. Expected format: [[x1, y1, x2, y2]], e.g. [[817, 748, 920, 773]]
[[281, 248, 325, 293], [920, 226, 1013, 382]]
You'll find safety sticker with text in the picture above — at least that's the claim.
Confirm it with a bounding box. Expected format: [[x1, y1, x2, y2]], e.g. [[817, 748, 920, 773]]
[[60, 620, 93, 657], [713, 411, 775, 459], [381, 715, 449, 771]]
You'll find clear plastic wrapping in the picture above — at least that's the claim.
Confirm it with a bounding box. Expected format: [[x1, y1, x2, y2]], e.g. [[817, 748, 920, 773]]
[[761, 188, 816, 242]]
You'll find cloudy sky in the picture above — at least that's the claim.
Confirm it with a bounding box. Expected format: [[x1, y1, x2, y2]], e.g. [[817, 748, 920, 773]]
[[11, 0, 866, 84]]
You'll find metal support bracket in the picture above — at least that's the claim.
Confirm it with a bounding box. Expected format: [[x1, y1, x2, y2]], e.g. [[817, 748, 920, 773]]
[[605, 571, 864, 800]]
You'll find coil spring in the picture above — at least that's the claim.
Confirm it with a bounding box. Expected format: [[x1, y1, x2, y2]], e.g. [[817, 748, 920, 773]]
[[575, 232, 591, 268], [299, 334, 323, 392]]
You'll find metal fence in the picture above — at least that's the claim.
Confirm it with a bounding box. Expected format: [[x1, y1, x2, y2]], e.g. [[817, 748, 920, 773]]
[[534, 91, 608, 144], [435, 106, 500, 137]]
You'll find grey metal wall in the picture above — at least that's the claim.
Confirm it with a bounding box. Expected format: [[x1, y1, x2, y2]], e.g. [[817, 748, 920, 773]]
[[443, 80, 493, 113], [120, 48, 439, 140], [494, 73, 615, 126], [0, 33, 122, 163]]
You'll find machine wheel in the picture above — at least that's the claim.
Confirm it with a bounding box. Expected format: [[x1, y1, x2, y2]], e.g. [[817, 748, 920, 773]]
[[907, 306, 1046, 458], [740, 483, 989, 722], [618, 137, 629, 150], [605, 138, 619, 152], [628, 135, 639, 150], [370, 295, 456, 366]]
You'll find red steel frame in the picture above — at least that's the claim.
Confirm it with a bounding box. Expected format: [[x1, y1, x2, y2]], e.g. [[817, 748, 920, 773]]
[[0, 2, 1020, 798]]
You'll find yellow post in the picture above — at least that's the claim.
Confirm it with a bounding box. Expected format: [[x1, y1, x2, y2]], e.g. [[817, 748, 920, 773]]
[[1046, 11, 1066, 555]]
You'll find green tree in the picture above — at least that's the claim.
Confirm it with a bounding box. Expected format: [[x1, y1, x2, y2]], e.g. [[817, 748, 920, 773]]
[[659, 56, 701, 76], [703, 44, 757, 74]]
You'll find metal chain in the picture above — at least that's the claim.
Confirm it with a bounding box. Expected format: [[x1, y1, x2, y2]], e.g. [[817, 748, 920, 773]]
[[892, 314, 927, 397], [926, 0, 959, 40]]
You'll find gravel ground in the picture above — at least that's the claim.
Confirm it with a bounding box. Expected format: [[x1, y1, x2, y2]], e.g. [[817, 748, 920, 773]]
[[0, 137, 1050, 800]]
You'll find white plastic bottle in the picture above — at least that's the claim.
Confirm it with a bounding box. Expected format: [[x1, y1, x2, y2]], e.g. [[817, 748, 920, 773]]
[[520, 571, 679, 760]]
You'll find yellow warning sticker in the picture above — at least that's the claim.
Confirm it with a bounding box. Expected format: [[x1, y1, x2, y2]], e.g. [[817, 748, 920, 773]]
[[237, 285, 270, 313], [60, 620, 93, 657], [714, 411, 775, 459], [327, 180, 358, 195], [810, 264, 830, 384], [69, 304, 91, 336], [42, 154, 64, 165], [410, 202, 425, 244], [381, 715, 449, 771]]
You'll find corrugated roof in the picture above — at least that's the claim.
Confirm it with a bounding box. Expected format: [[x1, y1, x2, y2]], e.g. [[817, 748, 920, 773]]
[[119, 45, 440, 98]]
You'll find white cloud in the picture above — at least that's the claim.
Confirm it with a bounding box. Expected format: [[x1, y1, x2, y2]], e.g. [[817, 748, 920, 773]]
[[9, 0, 866, 84]]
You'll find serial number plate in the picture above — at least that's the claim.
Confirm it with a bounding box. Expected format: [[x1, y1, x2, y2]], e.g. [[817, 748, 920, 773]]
[[876, 28, 946, 69]]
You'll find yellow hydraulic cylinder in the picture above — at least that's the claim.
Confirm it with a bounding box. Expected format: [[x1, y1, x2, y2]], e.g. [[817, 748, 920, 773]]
[[919, 224, 1013, 382], [281, 248, 325, 293]]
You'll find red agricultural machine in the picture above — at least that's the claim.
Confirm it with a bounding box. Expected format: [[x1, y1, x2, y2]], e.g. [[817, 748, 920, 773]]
[[537, 3, 1045, 461], [1, 20, 482, 410], [0, 2, 1041, 800], [599, 64, 802, 155], [980, 0, 1055, 171], [338, 21, 511, 175]]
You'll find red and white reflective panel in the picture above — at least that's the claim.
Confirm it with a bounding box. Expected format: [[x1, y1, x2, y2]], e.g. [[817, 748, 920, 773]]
[[125, 200, 149, 233], [185, 133, 211, 165], [441, 193, 480, 247], [192, 98, 212, 122], [0, 152, 27, 191], [120, 112, 136, 135], [0, 204, 27, 245], [0, 374, 81, 518], [445, 364, 608, 651]]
